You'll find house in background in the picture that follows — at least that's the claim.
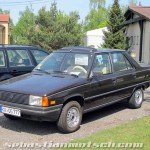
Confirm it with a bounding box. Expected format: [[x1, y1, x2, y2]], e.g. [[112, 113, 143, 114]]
[[0, 14, 10, 44], [84, 27, 108, 48], [124, 6, 150, 64]]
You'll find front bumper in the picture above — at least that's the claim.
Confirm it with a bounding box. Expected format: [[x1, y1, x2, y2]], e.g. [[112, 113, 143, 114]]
[[0, 100, 63, 122]]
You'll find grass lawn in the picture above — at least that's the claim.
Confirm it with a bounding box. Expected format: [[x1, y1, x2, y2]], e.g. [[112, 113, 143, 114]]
[[58, 115, 150, 150]]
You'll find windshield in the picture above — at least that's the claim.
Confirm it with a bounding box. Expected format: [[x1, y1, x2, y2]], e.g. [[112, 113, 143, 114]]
[[34, 52, 91, 77]]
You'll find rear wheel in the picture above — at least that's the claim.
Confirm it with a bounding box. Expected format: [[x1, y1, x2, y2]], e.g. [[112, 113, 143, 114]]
[[57, 101, 82, 133], [4, 114, 20, 120], [128, 88, 144, 109]]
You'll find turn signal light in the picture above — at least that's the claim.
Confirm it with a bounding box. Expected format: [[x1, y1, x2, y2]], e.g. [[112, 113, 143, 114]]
[[50, 100, 56, 105], [42, 96, 49, 107]]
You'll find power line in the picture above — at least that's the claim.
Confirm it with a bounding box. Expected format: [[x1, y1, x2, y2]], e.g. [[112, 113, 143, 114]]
[[0, 0, 51, 6], [0, 0, 42, 4]]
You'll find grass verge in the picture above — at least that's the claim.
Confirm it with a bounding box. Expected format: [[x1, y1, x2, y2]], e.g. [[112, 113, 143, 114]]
[[58, 115, 150, 150]]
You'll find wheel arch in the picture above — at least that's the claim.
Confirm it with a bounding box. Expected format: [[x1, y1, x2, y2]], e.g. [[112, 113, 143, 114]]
[[131, 83, 149, 96], [63, 94, 85, 107]]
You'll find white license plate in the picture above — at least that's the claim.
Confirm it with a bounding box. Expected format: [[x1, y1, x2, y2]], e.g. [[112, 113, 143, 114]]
[[2, 106, 21, 117]]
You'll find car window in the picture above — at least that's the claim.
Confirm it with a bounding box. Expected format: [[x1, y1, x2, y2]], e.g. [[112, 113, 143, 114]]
[[92, 53, 111, 75], [35, 52, 91, 77], [31, 49, 48, 64], [125, 57, 133, 70], [7, 50, 32, 67], [0, 51, 5, 67], [111, 53, 129, 72]]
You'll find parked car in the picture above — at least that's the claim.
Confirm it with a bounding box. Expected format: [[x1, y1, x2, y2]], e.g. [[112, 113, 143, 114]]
[[0, 45, 49, 81], [0, 46, 150, 133]]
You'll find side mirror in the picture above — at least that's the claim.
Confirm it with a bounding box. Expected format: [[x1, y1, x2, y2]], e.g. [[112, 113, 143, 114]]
[[92, 71, 103, 77]]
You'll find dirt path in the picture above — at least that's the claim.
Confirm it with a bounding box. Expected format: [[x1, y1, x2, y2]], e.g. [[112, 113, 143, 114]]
[[0, 88, 150, 149]]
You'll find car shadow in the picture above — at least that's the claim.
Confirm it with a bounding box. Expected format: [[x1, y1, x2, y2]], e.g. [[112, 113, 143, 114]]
[[82, 101, 127, 124], [0, 115, 58, 135], [0, 101, 128, 135], [1, 96, 149, 135]]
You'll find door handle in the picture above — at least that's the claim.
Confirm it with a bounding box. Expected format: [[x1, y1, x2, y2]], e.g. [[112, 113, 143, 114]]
[[132, 73, 136, 78], [112, 78, 116, 84], [12, 70, 18, 73]]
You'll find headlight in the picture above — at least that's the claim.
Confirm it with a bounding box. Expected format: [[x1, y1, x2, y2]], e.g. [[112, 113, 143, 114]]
[[29, 95, 49, 107], [29, 95, 42, 106]]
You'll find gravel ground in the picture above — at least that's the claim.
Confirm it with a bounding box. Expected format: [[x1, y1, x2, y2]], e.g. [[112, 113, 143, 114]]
[[0, 88, 150, 150]]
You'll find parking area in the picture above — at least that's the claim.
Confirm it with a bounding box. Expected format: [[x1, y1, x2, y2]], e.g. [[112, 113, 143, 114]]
[[0, 88, 150, 150]]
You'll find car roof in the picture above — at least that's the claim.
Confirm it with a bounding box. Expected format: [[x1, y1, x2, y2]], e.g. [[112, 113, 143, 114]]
[[0, 44, 49, 54], [0, 44, 40, 49], [59, 46, 125, 53]]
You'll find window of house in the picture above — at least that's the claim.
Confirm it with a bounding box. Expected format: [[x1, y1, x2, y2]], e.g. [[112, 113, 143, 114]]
[[137, 36, 139, 45], [130, 36, 133, 46], [134, 36, 136, 45]]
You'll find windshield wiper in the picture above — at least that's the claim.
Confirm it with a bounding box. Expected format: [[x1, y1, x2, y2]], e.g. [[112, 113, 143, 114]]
[[34, 69, 50, 74], [52, 70, 64, 74], [52, 70, 78, 77], [69, 73, 78, 77]]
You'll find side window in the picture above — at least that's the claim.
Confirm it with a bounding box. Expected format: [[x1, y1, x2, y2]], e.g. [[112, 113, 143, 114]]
[[31, 50, 48, 64], [7, 50, 32, 67], [0, 51, 5, 67], [111, 53, 128, 72], [125, 57, 133, 70], [92, 53, 111, 75]]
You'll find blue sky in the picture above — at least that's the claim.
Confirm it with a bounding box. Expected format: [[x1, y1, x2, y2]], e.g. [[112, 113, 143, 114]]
[[0, 0, 150, 24]]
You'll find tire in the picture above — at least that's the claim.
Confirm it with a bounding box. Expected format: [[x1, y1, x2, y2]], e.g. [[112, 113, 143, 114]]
[[128, 88, 144, 109], [4, 114, 20, 120], [57, 101, 83, 133]]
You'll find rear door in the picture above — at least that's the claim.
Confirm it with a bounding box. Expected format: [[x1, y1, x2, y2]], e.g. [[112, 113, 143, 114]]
[[0, 49, 9, 80], [6, 48, 35, 77], [111, 52, 135, 98]]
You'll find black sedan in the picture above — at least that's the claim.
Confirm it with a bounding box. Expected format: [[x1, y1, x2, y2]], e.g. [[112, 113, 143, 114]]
[[0, 46, 150, 133]]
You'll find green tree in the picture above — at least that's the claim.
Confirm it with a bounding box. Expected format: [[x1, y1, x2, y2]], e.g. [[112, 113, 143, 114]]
[[29, 2, 83, 51], [12, 6, 35, 44], [83, 0, 107, 32], [102, 0, 128, 50], [129, 0, 138, 5]]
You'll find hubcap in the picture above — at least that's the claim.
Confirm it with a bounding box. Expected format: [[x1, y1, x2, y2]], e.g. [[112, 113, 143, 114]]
[[135, 90, 143, 105], [67, 107, 80, 128]]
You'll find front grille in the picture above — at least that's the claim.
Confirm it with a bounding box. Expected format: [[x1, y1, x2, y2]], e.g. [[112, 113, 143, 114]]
[[0, 91, 29, 105]]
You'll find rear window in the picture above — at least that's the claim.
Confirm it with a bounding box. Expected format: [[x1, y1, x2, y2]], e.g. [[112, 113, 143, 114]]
[[31, 49, 48, 64], [0, 51, 5, 67], [111, 53, 133, 72]]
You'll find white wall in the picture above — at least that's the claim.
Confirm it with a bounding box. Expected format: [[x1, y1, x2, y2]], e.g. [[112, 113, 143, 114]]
[[85, 27, 108, 48], [142, 21, 150, 64], [126, 22, 141, 61]]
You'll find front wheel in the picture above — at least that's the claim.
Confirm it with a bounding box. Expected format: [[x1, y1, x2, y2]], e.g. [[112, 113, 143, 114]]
[[57, 101, 82, 133], [128, 88, 144, 109]]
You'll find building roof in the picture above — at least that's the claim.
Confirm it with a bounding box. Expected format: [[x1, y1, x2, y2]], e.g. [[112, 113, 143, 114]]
[[125, 6, 150, 21], [0, 14, 10, 22]]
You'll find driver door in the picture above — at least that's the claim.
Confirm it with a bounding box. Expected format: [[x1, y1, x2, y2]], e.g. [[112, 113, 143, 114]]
[[84, 53, 116, 110]]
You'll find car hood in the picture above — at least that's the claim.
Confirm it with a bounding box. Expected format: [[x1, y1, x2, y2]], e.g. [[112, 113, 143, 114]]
[[0, 73, 87, 96]]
